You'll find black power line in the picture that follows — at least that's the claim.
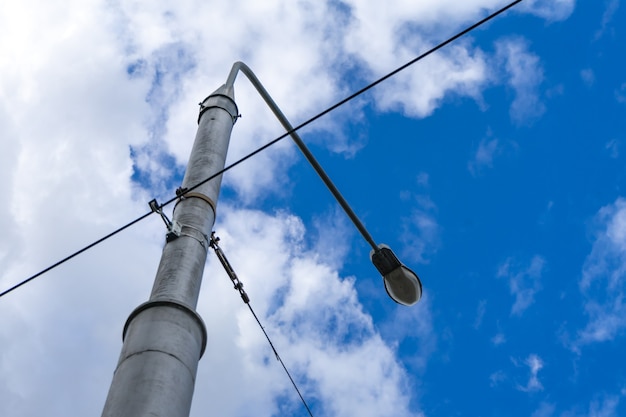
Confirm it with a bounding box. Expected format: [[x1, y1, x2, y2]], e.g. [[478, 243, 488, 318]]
[[0, 213, 152, 298], [0, 0, 524, 300]]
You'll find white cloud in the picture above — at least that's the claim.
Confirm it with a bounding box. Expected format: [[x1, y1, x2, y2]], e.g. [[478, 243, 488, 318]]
[[531, 402, 556, 417], [576, 198, 626, 347], [0, 218, 165, 416], [489, 370, 507, 387], [191, 207, 426, 417], [341, 0, 498, 69], [605, 139, 620, 159], [581, 68, 596, 87], [382, 295, 437, 371], [309, 207, 355, 270], [491, 333, 507, 346], [516, 354, 544, 392], [416, 172, 430, 188], [518, 0, 576, 21], [554, 393, 621, 417], [469, 137, 500, 175], [595, 0, 620, 40], [587, 395, 620, 417], [396, 175, 441, 266], [340, 1, 559, 122], [106, 0, 352, 203], [616, 83, 626, 104], [498, 255, 545, 316], [496, 38, 546, 125], [400, 196, 441, 265], [491, 354, 544, 392], [474, 299, 487, 329], [372, 43, 489, 118]]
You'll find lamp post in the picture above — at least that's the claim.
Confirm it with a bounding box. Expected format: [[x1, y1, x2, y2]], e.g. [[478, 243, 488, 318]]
[[101, 84, 238, 417], [101, 62, 422, 417]]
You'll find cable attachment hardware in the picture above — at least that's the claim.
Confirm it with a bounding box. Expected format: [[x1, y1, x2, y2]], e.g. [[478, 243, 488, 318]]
[[149, 198, 182, 242], [209, 232, 250, 304], [176, 187, 189, 197]]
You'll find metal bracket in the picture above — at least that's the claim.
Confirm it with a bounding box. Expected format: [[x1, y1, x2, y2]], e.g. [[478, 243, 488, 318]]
[[149, 198, 182, 242]]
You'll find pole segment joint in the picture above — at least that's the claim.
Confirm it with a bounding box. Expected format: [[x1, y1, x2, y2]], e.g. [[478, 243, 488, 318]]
[[122, 299, 208, 358]]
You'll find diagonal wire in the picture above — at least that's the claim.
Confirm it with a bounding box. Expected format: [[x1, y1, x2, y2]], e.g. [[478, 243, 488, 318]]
[[246, 303, 315, 417], [0, 0, 523, 300], [209, 233, 315, 417]]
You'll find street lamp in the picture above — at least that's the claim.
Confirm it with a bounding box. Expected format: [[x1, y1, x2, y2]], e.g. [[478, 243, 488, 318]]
[[224, 61, 422, 306], [370, 244, 422, 306], [102, 61, 423, 417]]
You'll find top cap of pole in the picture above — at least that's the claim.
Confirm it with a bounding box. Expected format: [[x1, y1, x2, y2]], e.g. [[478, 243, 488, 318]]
[[198, 84, 239, 124]]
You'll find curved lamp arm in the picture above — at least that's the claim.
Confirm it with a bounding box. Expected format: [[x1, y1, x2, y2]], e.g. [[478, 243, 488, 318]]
[[224, 62, 422, 306], [225, 62, 378, 250]]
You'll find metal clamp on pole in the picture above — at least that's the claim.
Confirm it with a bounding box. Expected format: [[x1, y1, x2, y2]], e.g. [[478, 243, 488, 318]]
[[149, 198, 182, 242]]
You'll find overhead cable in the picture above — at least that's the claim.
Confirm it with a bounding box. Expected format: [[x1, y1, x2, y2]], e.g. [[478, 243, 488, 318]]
[[0, 0, 524, 300]]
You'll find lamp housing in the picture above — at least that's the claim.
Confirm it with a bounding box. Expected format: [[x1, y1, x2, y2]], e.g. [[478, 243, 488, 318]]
[[370, 244, 422, 306]]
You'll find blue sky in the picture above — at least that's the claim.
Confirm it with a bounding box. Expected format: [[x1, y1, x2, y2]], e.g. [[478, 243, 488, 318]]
[[1, 1, 625, 416]]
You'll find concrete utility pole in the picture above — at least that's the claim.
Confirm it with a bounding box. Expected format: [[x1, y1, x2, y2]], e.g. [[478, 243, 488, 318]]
[[101, 84, 238, 417]]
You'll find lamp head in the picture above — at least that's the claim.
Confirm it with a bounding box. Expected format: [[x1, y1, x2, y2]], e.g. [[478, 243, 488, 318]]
[[370, 244, 422, 306]]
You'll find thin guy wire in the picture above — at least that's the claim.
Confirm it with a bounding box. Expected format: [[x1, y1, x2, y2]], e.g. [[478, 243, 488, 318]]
[[209, 234, 314, 416], [247, 302, 315, 417], [0, 0, 523, 300]]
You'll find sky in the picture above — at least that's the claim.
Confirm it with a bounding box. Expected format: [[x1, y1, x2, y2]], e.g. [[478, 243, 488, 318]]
[[1, 0, 626, 416]]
